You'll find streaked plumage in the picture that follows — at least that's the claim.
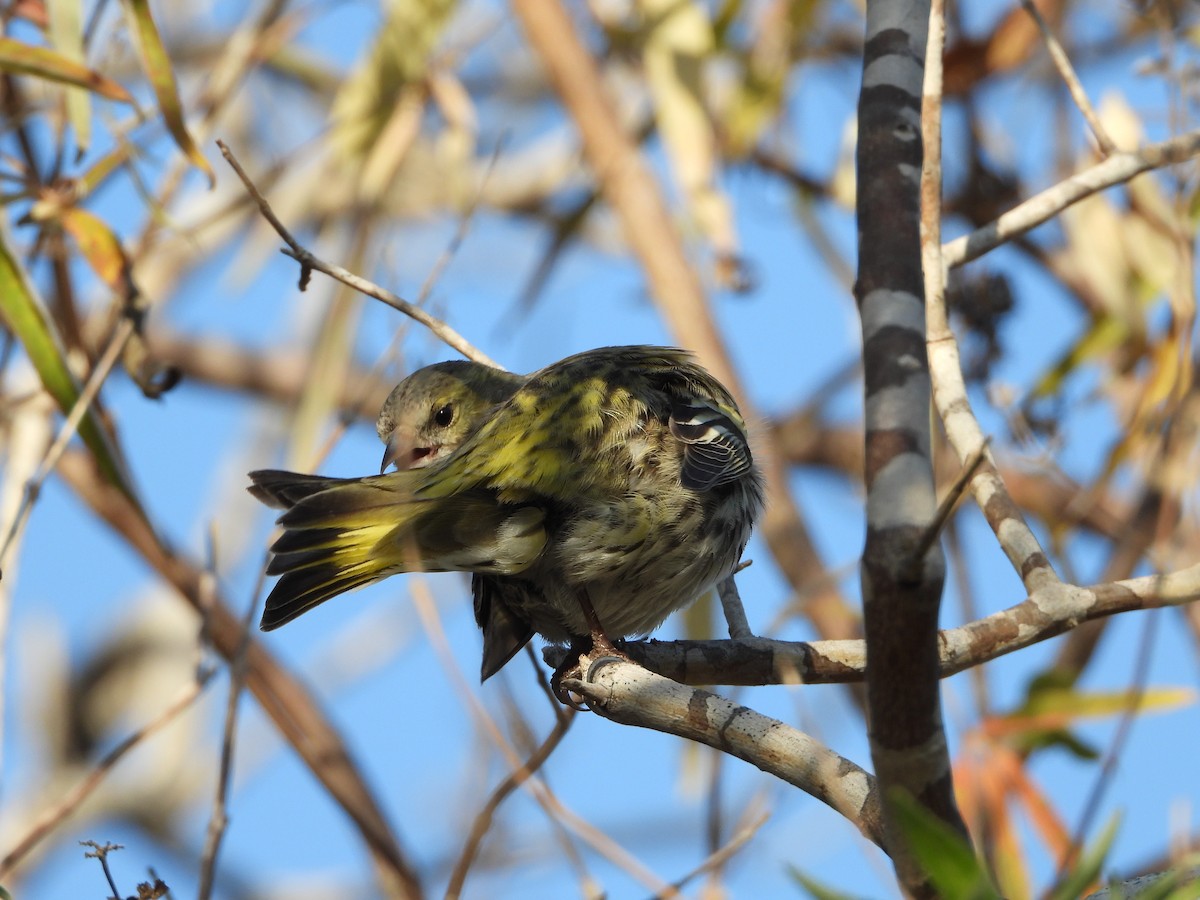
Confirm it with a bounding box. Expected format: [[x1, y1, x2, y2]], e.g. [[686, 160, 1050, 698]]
[[250, 345, 763, 682]]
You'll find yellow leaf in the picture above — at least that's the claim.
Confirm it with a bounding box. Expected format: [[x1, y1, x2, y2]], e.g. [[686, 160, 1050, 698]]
[[0, 36, 132, 103], [120, 0, 215, 186], [60, 208, 134, 297], [640, 0, 740, 267]]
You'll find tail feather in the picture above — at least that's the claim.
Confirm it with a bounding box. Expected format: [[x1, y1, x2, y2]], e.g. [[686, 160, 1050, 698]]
[[260, 563, 385, 630], [248, 469, 351, 509], [249, 468, 549, 631], [251, 470, 422, 630]]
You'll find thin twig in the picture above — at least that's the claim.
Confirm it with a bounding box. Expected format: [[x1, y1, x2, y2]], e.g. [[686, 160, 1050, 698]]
[[0, 315, 137, 570], [943, 129, 1200, 268], [1019, 0, 1116, 155], [338, 135, 512, 442], [197, 535, 260, 899], [909, 441, 990, 573], [663, 806, 771, 897], [408, 578, 678, 897], [215, 139, 501, 369], [1054, 608, 1160, 883], [0, 672, 214, 880], [80, 841, 124, 899], [717, 575, 753, 639], [445, 706, 576, 899]]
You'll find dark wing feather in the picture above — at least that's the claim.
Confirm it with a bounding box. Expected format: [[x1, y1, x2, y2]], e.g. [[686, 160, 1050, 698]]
[[669, 402, 753, 491]]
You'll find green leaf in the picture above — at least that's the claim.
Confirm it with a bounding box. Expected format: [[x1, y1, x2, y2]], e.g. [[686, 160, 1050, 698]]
[[0, 224, 138, 502], [1024, 685, 1195, 720], [787, 865, 866, 899], [1046, 813, 1119, 900], [0, 36, 132, 103], [119, 0, 215, 186], [890, 790, 1002, 900]]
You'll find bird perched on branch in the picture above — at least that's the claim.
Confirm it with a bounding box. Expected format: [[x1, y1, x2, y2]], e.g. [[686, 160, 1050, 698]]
[[250, 345, 763, 688]]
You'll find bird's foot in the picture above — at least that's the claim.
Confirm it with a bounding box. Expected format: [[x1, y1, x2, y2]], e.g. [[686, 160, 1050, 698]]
[[550, 632, 630, 709]]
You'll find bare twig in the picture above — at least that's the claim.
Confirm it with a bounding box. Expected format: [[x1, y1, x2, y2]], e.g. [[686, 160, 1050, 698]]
[[445, 706, 576, 899], [925, 2, 1060, 594], [908, 441, 989, 573], [409, 579, 676, 896], [1055, 609, 1160, 884], [943, 129, 1200, 268], [80, 841, 124, 899], [621, 562, 1200, 685], [197, 538, 261, 900], [215, 139, 501, 369], [665, 805, 771, 897], [0, 314, 139, 570], [717, 574, 753, 639], [1, 672, 214, 880], [1019, 0, 1116, 155]]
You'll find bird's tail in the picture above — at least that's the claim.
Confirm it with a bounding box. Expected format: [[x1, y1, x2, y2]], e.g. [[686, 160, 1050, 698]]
[[250, 469, 426, 630], [249, 469, 548, 631]]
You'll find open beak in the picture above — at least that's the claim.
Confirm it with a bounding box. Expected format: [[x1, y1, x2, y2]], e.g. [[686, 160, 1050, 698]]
[[380, 428, 438, 472]]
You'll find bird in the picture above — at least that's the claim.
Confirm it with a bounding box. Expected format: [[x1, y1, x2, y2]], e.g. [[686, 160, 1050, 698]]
[[249, 345, 763, 688]]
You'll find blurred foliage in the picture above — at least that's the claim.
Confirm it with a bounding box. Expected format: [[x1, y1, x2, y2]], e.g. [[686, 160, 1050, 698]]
[[0, 0, 1197, 897]]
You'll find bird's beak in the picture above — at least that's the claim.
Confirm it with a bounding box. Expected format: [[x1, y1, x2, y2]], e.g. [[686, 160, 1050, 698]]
[[380, 428, 437, 472]]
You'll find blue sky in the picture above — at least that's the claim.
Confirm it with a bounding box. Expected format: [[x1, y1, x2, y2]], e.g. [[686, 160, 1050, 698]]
[[3, 1, 1199, 898]]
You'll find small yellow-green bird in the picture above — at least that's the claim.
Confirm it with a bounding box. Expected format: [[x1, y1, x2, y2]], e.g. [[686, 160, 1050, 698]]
[[250, 346, 763, 683]]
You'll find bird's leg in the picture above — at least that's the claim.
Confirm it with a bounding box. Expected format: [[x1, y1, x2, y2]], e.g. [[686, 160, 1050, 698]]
[[550, 590, 629, 707], [576, 588, 625, 659]]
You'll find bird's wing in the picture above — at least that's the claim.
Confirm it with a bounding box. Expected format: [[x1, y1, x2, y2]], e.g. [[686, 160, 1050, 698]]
[[669, 399, 755, 491]]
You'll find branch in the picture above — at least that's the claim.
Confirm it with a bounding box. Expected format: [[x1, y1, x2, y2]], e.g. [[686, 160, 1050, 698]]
[[854, 0, 965, 883], [216, 139, 501, 370], [1019, 0, 1115, 155], [564, 657, 885, 850], [618, 563, 1200, 685], [943, 129, 1200, 268]]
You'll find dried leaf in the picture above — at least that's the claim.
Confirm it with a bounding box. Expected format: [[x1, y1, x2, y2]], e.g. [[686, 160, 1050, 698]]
[[47, 0, 92, 153], [120, 0, 215, 186], [329, 0, 455, 193], [60, 207, 135, 298], [640, 0, 741, 272], [0, 35, 132, 102]]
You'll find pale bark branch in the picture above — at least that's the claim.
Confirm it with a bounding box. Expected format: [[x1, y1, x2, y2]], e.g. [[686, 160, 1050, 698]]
[[565, 657, 886, 850], [943, 130, 1200, 269], [617, 564, 1200, 685]]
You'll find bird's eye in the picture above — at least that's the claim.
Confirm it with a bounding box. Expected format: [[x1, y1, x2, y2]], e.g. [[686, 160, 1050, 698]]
[[434, 404, 455, 427]]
